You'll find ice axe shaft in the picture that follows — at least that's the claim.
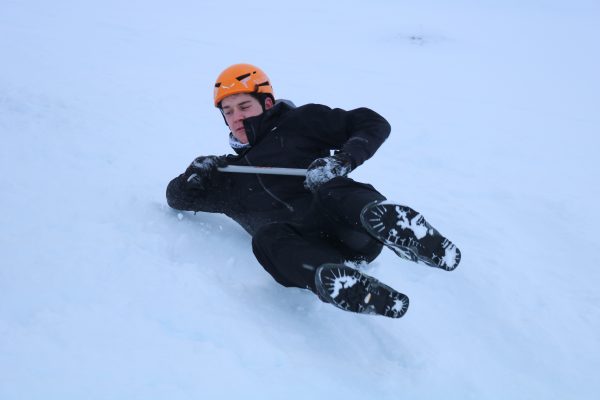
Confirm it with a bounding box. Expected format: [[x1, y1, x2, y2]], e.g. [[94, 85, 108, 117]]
[[218, 165, 307, 176]]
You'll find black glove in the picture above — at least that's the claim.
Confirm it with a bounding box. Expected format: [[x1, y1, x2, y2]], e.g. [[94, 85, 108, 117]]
[[184, 155, 228, 189], [304, 153, 353, 192]]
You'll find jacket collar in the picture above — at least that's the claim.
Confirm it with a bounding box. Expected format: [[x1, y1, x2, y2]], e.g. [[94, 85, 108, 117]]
[[241, 100, 295, 147]]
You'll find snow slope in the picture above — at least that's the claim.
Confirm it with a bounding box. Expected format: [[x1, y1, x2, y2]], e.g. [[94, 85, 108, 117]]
[[1, 0, 599, 398]]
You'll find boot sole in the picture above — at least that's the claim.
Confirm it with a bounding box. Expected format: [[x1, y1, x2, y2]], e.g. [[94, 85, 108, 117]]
[[361, 202, 461, 271], [315, 264, 409, 318]]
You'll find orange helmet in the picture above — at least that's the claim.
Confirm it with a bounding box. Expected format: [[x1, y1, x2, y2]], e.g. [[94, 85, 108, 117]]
[[213, 63, 274, 107]]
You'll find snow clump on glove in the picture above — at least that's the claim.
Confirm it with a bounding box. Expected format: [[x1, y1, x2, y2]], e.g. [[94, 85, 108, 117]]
[[304, 153, 353, 192]]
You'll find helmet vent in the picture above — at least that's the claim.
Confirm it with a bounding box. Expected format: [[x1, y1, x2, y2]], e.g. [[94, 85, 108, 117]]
[[236, 73, 252, 81]]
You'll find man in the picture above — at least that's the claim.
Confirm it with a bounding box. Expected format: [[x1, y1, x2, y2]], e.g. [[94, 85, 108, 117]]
[[167, 63, 460, 319]]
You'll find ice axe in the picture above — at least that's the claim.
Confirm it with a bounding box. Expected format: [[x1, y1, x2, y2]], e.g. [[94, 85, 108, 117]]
[[187, 165, 306, 183], [217, 165, 307, 176]]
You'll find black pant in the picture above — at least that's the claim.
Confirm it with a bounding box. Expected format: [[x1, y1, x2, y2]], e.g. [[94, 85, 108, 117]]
[[252, 177, 386, 293]]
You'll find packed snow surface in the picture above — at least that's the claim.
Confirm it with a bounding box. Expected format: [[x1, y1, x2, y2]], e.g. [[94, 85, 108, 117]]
[[1, 0, 599, 399]]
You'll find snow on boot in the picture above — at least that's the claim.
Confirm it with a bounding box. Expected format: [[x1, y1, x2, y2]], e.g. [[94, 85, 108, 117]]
[[315, 264, 409, 319], [360, 202, 461, 271]]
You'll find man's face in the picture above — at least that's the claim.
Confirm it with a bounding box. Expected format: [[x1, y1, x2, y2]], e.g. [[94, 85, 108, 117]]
[[221, 93, 265, 144]]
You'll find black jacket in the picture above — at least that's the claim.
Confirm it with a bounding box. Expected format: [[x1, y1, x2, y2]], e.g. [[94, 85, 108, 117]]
[[166, 101, 391, 234]]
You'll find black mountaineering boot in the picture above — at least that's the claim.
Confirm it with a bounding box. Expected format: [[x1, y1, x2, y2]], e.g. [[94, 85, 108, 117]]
[[315, 264, 409, 319], [361, 202, 461, 271]]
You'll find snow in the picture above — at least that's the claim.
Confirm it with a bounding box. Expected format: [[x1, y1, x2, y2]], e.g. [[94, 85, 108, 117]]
[[328, 273, 358, 299], [1, 0, 599, 399], [393, 206, 429, 239]]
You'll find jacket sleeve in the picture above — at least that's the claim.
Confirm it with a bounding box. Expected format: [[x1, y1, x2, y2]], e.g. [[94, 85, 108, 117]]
[[303, 104, 391, 168]]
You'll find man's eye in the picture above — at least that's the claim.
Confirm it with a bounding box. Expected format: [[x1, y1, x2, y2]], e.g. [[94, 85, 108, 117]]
[[224, 110, 232, 116]]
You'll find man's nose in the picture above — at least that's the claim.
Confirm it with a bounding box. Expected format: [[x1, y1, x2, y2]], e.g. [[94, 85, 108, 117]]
[[233, 108, 245, 122]]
